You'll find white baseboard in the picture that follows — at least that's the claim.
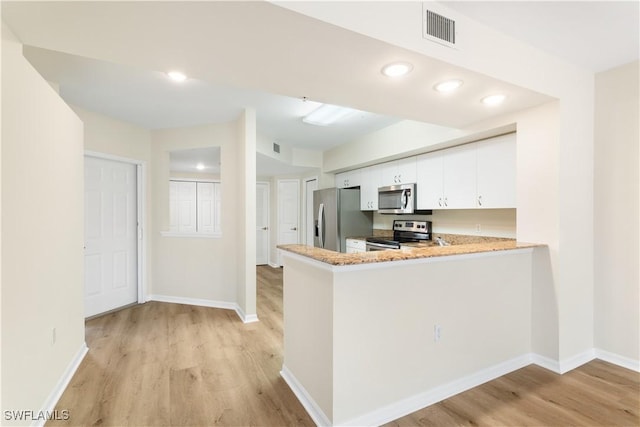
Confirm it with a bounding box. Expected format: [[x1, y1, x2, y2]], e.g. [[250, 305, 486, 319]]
[[595, 348, 640, 372], [531, 353, 562, 373], [284, 349, 638, 426], [280, 365, 332, 427], [34, 342, 88, 427], [558, 349, 596, 374], [235, 304, 259, 324], [147, 294, 237, 310], [148, 294, 259, 324], [340, 354, 532, 427]]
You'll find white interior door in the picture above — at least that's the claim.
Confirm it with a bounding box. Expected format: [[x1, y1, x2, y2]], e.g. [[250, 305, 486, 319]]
[[256, 182, 270, 265], [277, 179, 300, 266], [305, 178, 318, 245], [84, 156, 138, 317]]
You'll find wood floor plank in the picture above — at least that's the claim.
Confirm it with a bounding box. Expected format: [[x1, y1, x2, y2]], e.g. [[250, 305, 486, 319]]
[[48, 266, 639, 426]]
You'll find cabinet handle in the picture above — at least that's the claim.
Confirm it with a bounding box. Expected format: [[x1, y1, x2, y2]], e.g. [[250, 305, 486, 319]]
[[438, 198, 442, 207], [478, 195, 482, 206], [444, 197, 448, 207]]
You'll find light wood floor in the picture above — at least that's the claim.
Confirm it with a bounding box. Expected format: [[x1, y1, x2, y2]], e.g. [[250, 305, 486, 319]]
[[50, 266, 639, 426]]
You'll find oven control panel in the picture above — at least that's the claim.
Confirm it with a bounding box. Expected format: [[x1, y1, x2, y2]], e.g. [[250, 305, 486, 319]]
[[393, 220, 431, 233]]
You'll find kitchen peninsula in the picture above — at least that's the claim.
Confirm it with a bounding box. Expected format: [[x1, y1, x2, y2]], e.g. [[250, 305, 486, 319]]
[[278, 239, 544, 426]]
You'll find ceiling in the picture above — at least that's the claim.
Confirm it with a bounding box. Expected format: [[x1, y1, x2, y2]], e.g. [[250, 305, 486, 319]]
[[443, 1, 639, 73], [3, 1, 637, 176], [170, 147, 220, 175]]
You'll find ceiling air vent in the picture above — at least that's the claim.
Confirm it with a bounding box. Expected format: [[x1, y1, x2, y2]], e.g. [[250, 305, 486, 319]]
[[273, 142, 280, 154], [423, 7, 456, 47]]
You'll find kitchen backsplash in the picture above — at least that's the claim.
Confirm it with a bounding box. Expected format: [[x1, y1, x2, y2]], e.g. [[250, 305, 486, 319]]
[[373, 208, 516, 238]]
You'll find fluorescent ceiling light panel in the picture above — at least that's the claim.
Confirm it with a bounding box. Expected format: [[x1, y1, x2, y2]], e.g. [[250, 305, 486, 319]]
[[196, 163, 205, 170], [302, 104, 356, 126]]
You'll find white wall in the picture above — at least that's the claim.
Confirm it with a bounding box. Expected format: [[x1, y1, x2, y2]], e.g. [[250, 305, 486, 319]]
[[594, 61, 640, 363], [150, 122, 239, 304], [283, 248, 533, 425], [1, 22, 85, 421]]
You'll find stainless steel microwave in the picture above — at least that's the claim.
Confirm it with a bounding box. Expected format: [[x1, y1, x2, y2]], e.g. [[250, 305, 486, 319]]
[[378, 183, 416, 214]]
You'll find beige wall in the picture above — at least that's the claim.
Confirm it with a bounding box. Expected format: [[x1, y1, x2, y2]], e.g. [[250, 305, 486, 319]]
[[236, 109, 257, 318], [72, 106, 154, 296], [1, 23, 85, 420], [323, 120, 464, 173], [374, 209, 517, 238], [150, 122, 239, 304], [594, 61, 640, 362]]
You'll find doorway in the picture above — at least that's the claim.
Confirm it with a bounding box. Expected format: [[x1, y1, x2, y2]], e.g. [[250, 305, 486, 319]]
[[277, 179, 300, 266], [84, 155, 141, 317], [256, 182, 270, 265]]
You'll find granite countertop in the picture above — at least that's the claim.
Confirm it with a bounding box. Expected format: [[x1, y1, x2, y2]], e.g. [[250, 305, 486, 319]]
[[278, 235, 541, 266]]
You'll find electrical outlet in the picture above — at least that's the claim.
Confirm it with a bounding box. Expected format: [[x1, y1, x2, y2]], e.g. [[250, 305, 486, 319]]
[[475, 223, 481, 233], [52, 327, 56, 345], [434, 324, 442, 342]]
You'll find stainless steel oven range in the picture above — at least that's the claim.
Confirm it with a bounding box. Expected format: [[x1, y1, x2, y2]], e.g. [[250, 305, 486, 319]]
[[365, 219, 432, 251]]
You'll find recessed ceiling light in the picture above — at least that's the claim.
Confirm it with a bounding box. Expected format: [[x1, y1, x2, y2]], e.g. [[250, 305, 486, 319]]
[[434, 79, 463, 93], [481, 94, 506, 106], [196, 163, 205, 170], [381, 62, 413, 78], [167, 71, 187, 82]]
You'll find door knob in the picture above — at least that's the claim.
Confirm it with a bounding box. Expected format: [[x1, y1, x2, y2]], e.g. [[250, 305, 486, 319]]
[[262, 227, 268, 230], [291, 227, 297, 231]]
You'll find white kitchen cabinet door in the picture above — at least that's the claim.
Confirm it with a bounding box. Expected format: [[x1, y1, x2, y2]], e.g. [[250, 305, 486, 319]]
[[381, 157, 417, 187], [442, 144, 477, 209], [397, 157, 417, 184], [335, 169, 361, 189], [416, 151, 444, 209], [476, 134, 516, 208], [360, 164, 381, 210], [346, 238, 366, 253]]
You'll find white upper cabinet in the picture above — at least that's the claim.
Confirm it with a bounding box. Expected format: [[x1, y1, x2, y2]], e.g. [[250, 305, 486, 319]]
[[476, 133, 516, 208], [416, 151, 444, 209], [416, 134, 516, 210], [360, 164, 382, 211], [380, 157, 417, 186], [335, 169, 362, 189], [443, 143, 477, 209]]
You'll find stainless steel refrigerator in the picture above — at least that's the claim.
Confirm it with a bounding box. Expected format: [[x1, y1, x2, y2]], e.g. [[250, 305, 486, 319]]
[[313, 188, 373, 252]]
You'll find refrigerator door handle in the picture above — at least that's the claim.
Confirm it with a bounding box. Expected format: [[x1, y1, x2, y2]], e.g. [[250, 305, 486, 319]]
[[318, 203, 325, 248]]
